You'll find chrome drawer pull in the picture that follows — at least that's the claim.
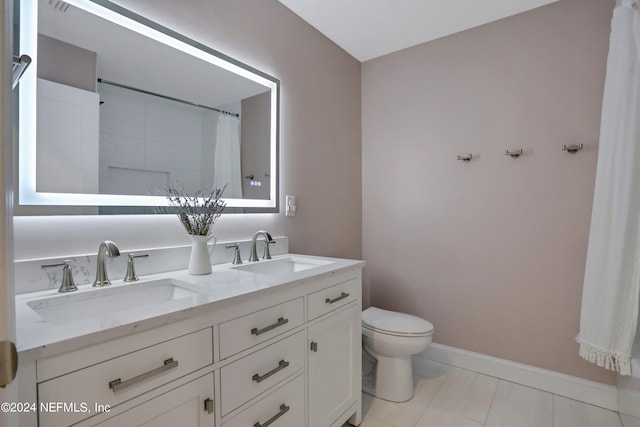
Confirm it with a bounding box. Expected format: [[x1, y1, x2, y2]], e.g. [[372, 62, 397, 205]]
[[252, 360, 289, 383], [204, 398, 214, 415], [109, 358, 178, 392], [251, 317, 289, 336], [325, 292, 349, 304], [254, 404, 290, 427]]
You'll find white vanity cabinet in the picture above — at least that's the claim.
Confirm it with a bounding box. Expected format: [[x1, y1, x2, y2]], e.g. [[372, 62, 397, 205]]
[[19, 259, 363, 427]]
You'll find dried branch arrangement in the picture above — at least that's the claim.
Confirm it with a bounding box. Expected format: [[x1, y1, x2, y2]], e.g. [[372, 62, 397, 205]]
[[164, 185, 227, 236]]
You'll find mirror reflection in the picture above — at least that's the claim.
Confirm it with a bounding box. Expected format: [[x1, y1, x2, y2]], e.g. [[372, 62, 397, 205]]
[[19, 0, 278, 212]]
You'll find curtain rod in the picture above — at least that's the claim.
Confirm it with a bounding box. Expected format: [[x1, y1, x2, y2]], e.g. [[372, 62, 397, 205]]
[[97, 78, 240, 117]]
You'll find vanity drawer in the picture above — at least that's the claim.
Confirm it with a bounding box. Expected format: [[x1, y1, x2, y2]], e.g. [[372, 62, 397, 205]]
[[308, 277, 360, 320], [91, 373, 215, 427], [38, 328, 213, 427], [222, 374, 304, 427], [220, 331, 305, 416], [219, 297, 303, 359]]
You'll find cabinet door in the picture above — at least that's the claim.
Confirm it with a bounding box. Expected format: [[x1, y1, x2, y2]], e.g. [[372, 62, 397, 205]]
[[308, 305, 360, 427], [93, 373, 214, 427]]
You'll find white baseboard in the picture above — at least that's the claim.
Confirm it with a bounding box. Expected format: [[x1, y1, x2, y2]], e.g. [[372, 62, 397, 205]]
[[417, 343, 618, 412], [619, 388, 640, 419], [618, 372, 640, 418]]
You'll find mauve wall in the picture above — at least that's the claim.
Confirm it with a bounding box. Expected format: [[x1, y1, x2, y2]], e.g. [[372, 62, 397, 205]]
[[13, 0, 361, 261], [362, 0, 615, 383]]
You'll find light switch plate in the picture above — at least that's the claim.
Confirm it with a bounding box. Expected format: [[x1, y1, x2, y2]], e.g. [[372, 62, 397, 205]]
[[286, 195, 296, 216]]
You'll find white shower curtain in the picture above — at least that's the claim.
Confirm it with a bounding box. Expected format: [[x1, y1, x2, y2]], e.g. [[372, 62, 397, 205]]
[[577, 0, 640, 375], [213, 114, 243, 199]]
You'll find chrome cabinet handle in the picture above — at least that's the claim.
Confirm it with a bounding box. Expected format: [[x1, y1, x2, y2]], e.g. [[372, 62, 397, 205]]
[[251, 317, 288, 336], [254, 404, 290, 427], [204, 398, 214, 415], [109, 358, 178, 392], [325, 292, 349, 304], [252, 360, 289, 383]]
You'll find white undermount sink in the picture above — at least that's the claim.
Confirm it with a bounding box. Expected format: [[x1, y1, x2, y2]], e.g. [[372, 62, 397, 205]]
[[232, 256, 334, 276], [26, 278, 206, 325]]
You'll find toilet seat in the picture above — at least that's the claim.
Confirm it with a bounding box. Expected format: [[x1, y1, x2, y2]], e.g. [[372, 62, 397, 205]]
[[362, 307, 433, 337]]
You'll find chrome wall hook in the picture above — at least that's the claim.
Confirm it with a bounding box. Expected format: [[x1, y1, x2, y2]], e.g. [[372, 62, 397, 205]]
[[12, 55, 32, 90], [562, 144, 584, 154], [457, 154, 473, 162], [505, 149, 523, 158]]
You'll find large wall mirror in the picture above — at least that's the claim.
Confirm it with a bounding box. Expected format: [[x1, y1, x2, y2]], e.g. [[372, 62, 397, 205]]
[[18, 0, 279, 214]]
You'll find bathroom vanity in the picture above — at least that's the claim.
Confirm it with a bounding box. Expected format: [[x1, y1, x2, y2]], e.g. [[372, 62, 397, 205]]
[[15, 254, 364, 427], [13, 1, 362, 424]]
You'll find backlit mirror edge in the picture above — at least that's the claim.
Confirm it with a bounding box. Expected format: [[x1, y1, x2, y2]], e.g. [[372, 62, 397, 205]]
[[17, 0, 280, 215]]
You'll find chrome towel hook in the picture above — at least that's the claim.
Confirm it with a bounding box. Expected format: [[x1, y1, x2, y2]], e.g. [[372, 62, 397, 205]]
[[505, 149, 523, 158], [12, 54, 32, 90], [457, 154, 472, 162], [562, 144, 584, 154]]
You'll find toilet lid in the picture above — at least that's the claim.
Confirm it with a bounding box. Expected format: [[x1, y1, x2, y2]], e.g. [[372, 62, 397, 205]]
[[362, 306, 433, 336]]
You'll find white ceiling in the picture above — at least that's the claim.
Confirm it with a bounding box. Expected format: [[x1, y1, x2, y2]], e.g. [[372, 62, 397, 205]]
[[278, 0, 560, 62]]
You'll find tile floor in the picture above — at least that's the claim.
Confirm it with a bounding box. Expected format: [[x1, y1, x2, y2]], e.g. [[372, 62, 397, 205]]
[[346, 358, 624, 427]]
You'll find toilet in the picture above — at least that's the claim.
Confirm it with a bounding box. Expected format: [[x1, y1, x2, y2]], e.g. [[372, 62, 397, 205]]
[[362, 306, 433, 402]]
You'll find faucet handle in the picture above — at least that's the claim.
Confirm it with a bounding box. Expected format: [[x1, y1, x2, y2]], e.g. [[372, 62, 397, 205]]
[[263, 240, 276, 260], [225, 243, 243, 265], [124, 253, 149, 282], [42, 260, 78, 293]]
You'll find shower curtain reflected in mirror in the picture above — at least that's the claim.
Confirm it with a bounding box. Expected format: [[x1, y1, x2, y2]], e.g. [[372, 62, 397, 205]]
[[213, 114, 243, 199]]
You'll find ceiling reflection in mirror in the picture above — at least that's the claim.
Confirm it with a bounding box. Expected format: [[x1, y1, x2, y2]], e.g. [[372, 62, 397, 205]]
[[18, 0, 279, 213]]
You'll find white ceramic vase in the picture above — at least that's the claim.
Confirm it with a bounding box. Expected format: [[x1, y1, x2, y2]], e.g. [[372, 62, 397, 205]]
[[188, 234, 214, 275]]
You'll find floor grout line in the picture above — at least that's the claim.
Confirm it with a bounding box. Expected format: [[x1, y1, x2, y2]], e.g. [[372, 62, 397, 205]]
[[481, 378, 500, 427], [359, 358, 626, 427]]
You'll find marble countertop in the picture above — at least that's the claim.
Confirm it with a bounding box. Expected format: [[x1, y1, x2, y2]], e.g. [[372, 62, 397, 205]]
[[15, 254, 364, 359]]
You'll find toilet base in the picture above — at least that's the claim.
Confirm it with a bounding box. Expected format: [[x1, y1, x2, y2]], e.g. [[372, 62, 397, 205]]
[[369, 354, 414, 402]]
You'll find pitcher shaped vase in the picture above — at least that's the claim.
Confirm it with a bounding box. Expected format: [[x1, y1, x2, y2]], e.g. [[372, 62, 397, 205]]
[[188, 234, 214, 275]]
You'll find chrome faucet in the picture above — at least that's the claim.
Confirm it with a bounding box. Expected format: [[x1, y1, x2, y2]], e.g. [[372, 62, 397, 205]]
[[249, 230, 275, 262], [93, 240, 120, 287]]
